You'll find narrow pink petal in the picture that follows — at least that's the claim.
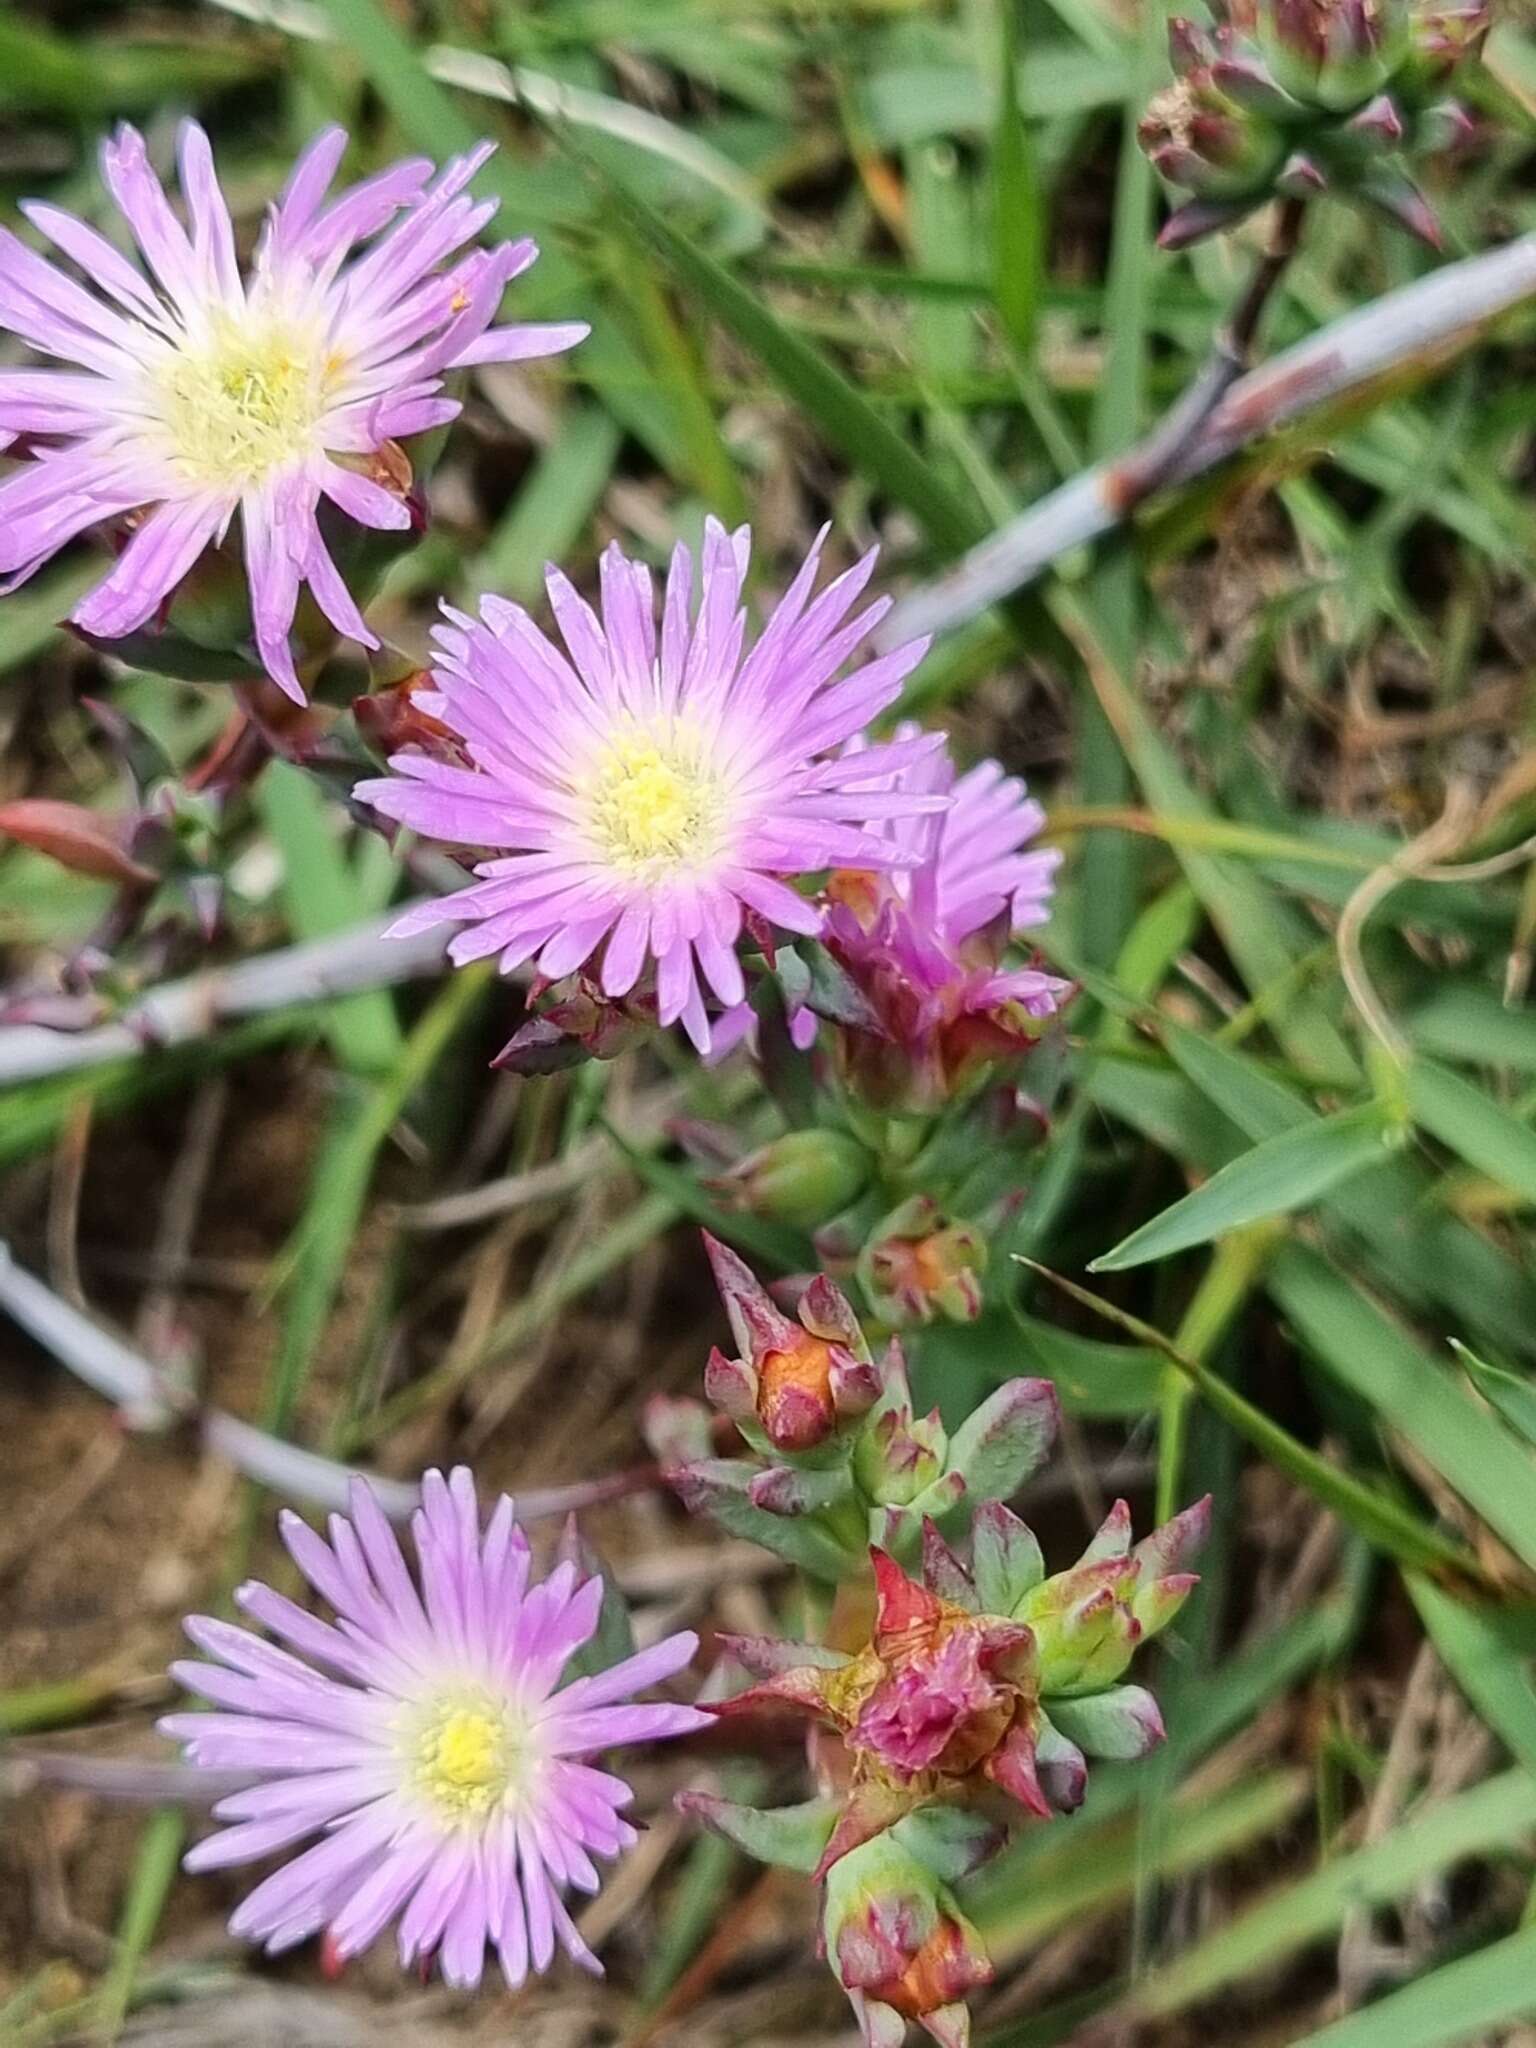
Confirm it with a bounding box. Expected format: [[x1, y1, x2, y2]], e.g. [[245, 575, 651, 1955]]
[[71, 496, 222, 640]]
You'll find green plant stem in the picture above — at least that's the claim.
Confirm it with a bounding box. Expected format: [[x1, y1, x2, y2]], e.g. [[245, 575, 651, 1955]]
[[1157, 1223, 1280, 1524]]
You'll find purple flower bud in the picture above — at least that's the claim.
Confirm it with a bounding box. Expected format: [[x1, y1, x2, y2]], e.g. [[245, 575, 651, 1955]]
[[1348, 90, 1406, 140]]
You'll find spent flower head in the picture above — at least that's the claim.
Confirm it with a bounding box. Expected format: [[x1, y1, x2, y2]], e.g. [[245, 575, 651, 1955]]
[[0, 122, 585, 697], [357, 523, 938, 1052], [164, 1468, 704, 1988], [710, 1495, 1207, 1874]]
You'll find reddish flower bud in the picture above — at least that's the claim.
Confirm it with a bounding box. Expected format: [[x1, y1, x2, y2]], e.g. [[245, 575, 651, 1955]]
[[353, 670, 458, 757], [824, 1833, 993, 2047], [859, 1197, 987, 1330], [703, 1233, 874, 1453], [0, 799, 158, 889]]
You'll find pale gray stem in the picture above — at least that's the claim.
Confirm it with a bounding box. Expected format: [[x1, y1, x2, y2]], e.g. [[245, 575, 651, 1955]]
[[3, 1752, 258, 1806], [0, 1240, 660, 1526], [879, 230, 1536, 649], [0, 908, 451, 1086]]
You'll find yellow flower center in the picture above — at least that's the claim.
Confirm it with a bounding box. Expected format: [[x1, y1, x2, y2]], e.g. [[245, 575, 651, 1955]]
[[156, 313, 335, 488], [407, 1692, 532, 1826], [587, 721, 725, 876]]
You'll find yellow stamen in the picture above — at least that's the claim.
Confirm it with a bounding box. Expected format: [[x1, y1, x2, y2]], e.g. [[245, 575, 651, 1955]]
[[156, 313, 335, 488], [408, 1692, 531, 1825], [587, 721, 725, 875]]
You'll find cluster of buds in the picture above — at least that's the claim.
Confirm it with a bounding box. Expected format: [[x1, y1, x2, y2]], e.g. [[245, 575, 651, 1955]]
[[687, 1496, 1209, 2044], [645, 1236, 1059, 1574], [706, 1124, 1004, 1332], [1139, 0, 1489, 248]]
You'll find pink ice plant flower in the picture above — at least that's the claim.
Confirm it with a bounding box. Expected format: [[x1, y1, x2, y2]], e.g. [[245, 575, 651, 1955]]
[[163, 1468, 706, 1989], [356, 521, 939, 1051], [813, 731, 1072, 1104], [0, 121, 585, 699]]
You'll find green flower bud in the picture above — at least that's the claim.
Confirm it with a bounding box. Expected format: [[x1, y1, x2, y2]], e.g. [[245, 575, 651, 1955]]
[[712, 1128, 872, 1229]]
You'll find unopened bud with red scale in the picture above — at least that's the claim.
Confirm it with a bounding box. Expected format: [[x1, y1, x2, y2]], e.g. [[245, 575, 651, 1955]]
[[824, 1831, 993, 2048], [704, 1233, 878, 1453]]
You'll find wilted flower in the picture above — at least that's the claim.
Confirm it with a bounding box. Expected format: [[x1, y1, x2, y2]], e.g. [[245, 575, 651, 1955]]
[[356, 523, 938, 1052], [0, 122, 585, 698], [714, 1547, 1040, 1872], [492, 976, 657, 1075], [711, 1495, 1208, 1870], [164, 1468, 705, 1987], [819, 735, 1069, 1112], [1140, 0, 1488, 247]]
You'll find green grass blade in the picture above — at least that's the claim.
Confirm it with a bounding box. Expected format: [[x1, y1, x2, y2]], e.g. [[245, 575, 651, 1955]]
[[1091, 1104, 1404, 1272], [992, 0, 1043, 358], [1450, 1339, 1536, 1447], [1287, 1924, 1536, 2048], [265, 966, 489, 1439], [1020, 1260, 1481, 1577], [1408, 1575, 1536, 1775], [1125, 1770, 1536, 2020], [256, 762, 404, 1077], [967, 1768, 1307, 1959], [1270, 1243, 1536, 1575], [1408, 1057, 1536, 1208], [576, 154, 987, 555]]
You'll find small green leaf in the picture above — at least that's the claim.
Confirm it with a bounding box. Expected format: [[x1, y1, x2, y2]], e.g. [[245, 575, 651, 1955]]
[[1451, 1338, 1536, 1446]]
